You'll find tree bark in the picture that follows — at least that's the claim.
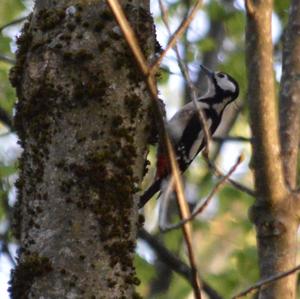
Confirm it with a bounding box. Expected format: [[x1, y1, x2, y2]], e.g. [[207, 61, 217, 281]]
[[279, 0, 300, 189], [245, 1, 299, 298], [9, 0, 155, 298]]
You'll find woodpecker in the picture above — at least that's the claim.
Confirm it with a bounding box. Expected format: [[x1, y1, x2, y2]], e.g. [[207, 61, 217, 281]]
[[139, 65, 239, 208]]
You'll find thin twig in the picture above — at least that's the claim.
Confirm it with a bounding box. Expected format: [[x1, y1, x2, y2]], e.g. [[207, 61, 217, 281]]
[[213, 136, 252, 143], [157, 0, 211, 221], [161, 155, 243, 232], [106, 1, 202, 298], [150, 0, 203, 75], [158, 0, 211, 157], [138, 228, 224, 299], [159, 4, 204, 287], [0, 55, 15, 65], [165, 137, 202, 297], [0, 182, 16, 267], [206, 159, 255, 197], [0, 16, 27, 32], [232, 264, 300, 298], [1, 238, 16, 267], [0, 107, 13, 130]]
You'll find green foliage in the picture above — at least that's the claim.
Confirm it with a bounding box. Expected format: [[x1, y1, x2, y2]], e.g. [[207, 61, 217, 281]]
[[0, 0, 26, 272], [158, 66, 170, 85], [135, 255, 156, 294], [0, 63, 17, 114], [274, 0, 290, 24], [198, 37, 216, 53], [206, 0, 228, 21], [0, 0, 25, 23], [0, 0, 26, 116]]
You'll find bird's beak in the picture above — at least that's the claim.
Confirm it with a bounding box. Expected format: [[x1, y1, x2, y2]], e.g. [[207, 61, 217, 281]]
[[200, 65, 216, 97], [200, 65, 214, 79]]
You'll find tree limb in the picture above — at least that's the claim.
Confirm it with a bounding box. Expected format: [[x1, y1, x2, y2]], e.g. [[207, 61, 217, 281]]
[[279, 0, 300, 189], [245, 1, 298, 298], [245, 0, 287, 203], [0, 54, 15, 65], [107, 1, 203, 297], [0, 106, 13, 130], [138, 228, 223, 299], [0, 16, 27, 32], [232, 264, 300, 299]]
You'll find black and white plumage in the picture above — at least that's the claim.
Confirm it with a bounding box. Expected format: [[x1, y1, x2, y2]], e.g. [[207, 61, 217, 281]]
[[139, 65, 239, 208]]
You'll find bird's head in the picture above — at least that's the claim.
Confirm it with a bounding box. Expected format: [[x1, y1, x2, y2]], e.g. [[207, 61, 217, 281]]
[[200, 65, 239, 102]]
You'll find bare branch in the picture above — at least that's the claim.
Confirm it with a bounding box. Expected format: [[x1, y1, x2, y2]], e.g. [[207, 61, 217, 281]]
[[138, 228, 223, 299], [161, 155, 243, 232], [0, 106, 13, 130], [106, 1, 202, 297], [0, 54, 15, 65], [165, 137, 202, 297], [0, 16, 27, 32], [158, 0, 211, 158], [0, 182, 16, 267], [232, 264, 300, 299], [206, 159, 255, 197], [213, 136, 252, 143], [150, 0, 203, 75], [1, 236, 16, 267]]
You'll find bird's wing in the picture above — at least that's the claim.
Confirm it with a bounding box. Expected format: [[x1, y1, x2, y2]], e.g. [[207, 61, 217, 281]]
[[167, 101, 210, 143]]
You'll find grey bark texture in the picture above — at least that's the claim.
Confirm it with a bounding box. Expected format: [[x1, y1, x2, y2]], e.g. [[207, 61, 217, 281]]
[[246, 0, 300, 298], [279, 0, 300, 189], [9, 0, 155, 298]]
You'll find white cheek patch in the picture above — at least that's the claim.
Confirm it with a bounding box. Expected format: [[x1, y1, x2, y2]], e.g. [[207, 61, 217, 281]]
[[217, 77, 236, 92]]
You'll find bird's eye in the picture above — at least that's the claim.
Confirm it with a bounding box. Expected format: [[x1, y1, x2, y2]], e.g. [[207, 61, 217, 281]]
[[218, 73, 225, 78]]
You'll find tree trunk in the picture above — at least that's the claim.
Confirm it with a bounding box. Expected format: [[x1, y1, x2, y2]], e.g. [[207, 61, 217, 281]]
[[9, 0, 155, 298], [245, 0, 300, 298]]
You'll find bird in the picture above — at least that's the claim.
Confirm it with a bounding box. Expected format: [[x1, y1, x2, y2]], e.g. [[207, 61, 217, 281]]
[[139, 65, 239, 208]]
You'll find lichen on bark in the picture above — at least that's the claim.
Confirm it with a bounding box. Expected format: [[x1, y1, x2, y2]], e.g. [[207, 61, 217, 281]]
[[9, 1, 156, 298]]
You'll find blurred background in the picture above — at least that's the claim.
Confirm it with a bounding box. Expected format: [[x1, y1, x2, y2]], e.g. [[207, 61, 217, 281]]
[[0, 0, 291, 298]]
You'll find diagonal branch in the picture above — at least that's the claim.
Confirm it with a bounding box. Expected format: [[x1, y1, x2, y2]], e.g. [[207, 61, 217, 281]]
[[232, 264, 300, 299], [0, 55, 15, 65], [213, 136, 252, 143], [150, 0, 203, 75], [206, 159, 255, 197], [158, 0, 211, 158], [106, 1, 203, 297], [138, 228, 223, 299], [0, 16, 27, 33], [161, 155, 243, 232], [0, 106, 13, 130]]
